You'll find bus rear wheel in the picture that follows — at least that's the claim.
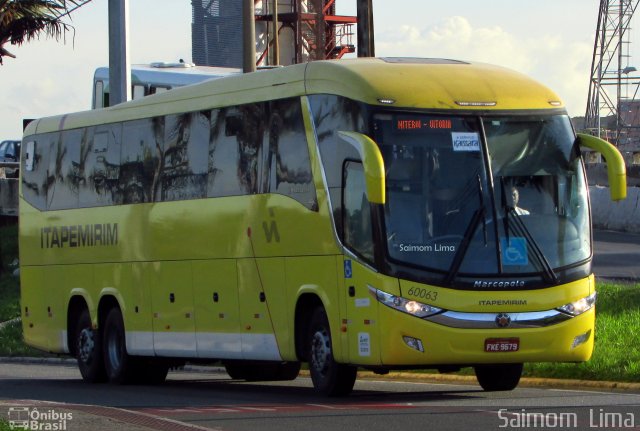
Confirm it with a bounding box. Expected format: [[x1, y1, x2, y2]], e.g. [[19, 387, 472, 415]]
[[103, 307, 136, 384], [307, 307, 357, 396], [75, 309, 107, 383], [474, 363, 523, 391]]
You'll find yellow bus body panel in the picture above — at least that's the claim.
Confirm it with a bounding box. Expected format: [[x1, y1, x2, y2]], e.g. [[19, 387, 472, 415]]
[[341, 262, 594, 366], [377, 306, 594, 365], [400, 276, 593, 313]]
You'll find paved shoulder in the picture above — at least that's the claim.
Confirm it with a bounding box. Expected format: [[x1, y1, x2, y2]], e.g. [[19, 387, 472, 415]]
[[593, 229, 640, 280]]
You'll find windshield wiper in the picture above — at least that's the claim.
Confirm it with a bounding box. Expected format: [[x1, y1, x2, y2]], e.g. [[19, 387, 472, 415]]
[[500, 178, 559, 284], [444, 175, 487, 284]]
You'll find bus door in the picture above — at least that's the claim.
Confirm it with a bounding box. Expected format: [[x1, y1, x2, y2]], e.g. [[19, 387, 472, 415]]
[[341, 161, 382, 364]]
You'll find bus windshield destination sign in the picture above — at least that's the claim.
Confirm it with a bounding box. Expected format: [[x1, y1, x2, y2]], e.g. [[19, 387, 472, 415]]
[[395, 118, 453, 131]]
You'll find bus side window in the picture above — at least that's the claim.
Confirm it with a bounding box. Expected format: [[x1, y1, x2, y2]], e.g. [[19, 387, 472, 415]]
[[343, 161, 374, 262], [208, 105, 262, 197], [162, 111, 209, 201], [132, 84, 146, 100], [79, 125, 122, 207], [22, 134, 53, 211], [121, 117, 163, 203], [94, 80, 104, 109], [151, 86, 170, 95], [47, 129, 82, 210], [309, 94, 367, 237], [265, 98, 317, 210]]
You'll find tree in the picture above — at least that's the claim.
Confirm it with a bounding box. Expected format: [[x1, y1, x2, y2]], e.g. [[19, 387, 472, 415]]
[[0, 0, 93, 65]]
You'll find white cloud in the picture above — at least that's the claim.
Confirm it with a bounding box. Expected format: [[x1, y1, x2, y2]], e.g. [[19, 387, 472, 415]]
[[376, 16, 592, 116], [0, 0, 192, 138]]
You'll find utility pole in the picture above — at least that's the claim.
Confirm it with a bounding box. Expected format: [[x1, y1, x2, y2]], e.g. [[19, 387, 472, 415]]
[[271, 0, 279, 65], [357, 0, 374, 57], [243, 0, 256, 73], [108, 0, 131, 105]]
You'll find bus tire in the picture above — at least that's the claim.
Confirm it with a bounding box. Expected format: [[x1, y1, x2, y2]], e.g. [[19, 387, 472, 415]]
[[474, 363, 523, 391], [308, 307, 357, 396], [75, 309, 107, 383], [103, 307, 136, 384]]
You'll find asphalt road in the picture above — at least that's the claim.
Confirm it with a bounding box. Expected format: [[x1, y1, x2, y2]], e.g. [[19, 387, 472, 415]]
[[0, 362, 639, 431], [593, 229, 640, 280]]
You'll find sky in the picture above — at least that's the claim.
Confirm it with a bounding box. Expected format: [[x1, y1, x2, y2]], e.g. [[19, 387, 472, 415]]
[[0, 0, 606, 138]]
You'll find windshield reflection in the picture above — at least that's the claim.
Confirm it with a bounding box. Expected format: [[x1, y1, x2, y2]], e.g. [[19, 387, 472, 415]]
[[374, 113, 589, 279]]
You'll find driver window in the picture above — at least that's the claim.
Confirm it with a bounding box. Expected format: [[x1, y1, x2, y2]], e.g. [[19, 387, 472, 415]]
[[343, 161, 374, 262]]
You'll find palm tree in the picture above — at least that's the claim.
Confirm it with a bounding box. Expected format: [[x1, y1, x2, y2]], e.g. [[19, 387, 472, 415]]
[[0, 0, 93, 65]]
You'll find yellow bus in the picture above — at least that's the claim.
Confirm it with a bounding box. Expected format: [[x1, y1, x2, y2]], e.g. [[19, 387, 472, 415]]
[[20, 58, 626, 396]]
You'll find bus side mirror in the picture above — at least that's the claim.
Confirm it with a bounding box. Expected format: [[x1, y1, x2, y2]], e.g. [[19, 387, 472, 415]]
[[577, 133, 627, 201], [338, 131, 386, 204]]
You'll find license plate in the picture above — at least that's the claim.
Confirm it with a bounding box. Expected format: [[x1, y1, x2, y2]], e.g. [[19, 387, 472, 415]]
[[485, 338, 520, 352]]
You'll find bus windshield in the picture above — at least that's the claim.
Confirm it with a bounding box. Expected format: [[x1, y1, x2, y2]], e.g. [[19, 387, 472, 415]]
[[375, 113, 589, 278]]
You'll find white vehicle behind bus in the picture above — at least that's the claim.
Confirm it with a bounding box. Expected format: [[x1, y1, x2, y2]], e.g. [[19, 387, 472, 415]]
[[92, 61, 240, 109]]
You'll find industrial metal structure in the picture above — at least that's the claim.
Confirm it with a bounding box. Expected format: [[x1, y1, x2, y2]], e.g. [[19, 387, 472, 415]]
[[585, 0, 640, 152], [192, 0, 356, 68]]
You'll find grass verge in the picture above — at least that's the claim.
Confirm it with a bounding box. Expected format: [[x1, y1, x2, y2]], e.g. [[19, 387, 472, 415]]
[[0, 276, 20, 323], [0, 319, 52, 357], [523, 282, 640, 382], [0, 418, 11, 431], [0, 224, 19, 322], [0, 223, 52, 358]]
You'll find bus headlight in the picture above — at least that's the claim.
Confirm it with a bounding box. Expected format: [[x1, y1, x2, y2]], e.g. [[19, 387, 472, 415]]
[[557, 292, 596, 316], [370, 286, 443, 318]]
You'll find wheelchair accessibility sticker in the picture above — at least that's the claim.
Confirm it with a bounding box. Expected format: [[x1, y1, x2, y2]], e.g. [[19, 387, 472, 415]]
[[500, 237, 528, 266], [344, 259, 353, 278]]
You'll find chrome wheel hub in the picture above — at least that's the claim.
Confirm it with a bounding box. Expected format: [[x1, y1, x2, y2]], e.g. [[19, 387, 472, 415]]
[[107, 330, 122, 371], [78, 328, 95, 363], [311, 329, 331, 374]]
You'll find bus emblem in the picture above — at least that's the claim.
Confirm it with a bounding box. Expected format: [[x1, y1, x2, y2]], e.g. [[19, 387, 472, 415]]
[[495, 313, 512, 328]]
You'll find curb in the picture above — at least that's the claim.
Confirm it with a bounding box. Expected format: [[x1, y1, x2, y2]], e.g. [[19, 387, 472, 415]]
[[352, 371, 640, 393], [1, 356, 639, 393], [0, 356, 77, 365], [0, 317, 20, 331]]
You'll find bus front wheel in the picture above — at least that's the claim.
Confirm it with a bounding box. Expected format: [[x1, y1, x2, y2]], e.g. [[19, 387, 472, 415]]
[[103, 307, 136, 384], [75, 309, 107, 383], [308, 307, 357, 396], [474, 363, 523, 391]]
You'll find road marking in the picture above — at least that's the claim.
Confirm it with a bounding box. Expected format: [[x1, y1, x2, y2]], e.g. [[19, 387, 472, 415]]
[[237, 406, 278, 412], [139, 402, 416, 417], [306, 403, 350, 410]]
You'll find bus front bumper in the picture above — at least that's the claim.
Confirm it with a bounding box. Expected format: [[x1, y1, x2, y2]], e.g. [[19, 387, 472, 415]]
[[377, 305, 595, 366]]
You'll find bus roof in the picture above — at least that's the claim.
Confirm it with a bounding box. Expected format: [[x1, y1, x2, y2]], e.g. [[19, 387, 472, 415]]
[[26, 58, 564, 136]]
